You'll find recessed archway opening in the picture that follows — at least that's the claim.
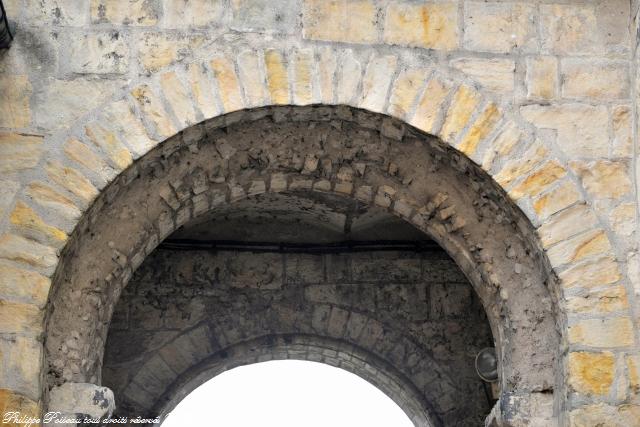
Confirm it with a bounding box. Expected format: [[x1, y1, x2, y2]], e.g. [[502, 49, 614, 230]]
[[161, 360, 414, 427], [45, 105, 560, 426]]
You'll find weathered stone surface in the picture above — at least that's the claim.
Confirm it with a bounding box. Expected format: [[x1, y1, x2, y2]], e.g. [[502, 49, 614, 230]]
[[520, 104, 609, 158], [0, 264, 50, 308], [210, 56, 245, 112], [137, 33, 206, 74], [336, 52, 361, 105], [0, 336, 42, 400], [439, 85, 481, 143], [540, 5, 601, 55], [566, 285, 629, 314], [231, 0, 298, 33], [23, 0, 87, 26], [388, 68, 429, 119], [463, 2, 536, 53], [293, 49, 314, 105], [0, 389, 40, 423], [510, 161, 567, 201], [568, 351, 615, 396], [9, 201, 67, 247], [559, 256, 621, 289], [561, 59, 629, 101], [303, 0, 378, 44], [26, 182, 81, 222], [611, 105, 633, 157], [570, 160, 632, 200], [186, 63, 220, 119], [91, 0, 159, 25], [384, 3, 458, 50], [49, 382, 115, 419], [457, 102, 501, 157], [494, 141, 548, 188], [317, 47, 337, 104], [546, 229, 611, 266], [0, 181, 19, 220], [481, 121, 522, 171], [360, 55, 397, 113], [264, 50, 290, 106], [532, 180, 581, 221], [131, 84, 177, 138], [450, 58, 514, 94], [84, 123, 133, 171], [525, 56, 558, 100], [0, 300, 43, 334], [66, 32, 129, 74], [163, 0, 225, 28], [237, 51, 269, 108], [569, 403, 640, 427], [537, 204, 597, 248], [101, 100, 156, 156], [628, 355, 640, 395], [568, 317, 634, 348], [160, 71, 198, 126], [0, 75, 32, 128], [45, 161, 98, 204], [0, 133, 43, 174], [609, 203, 635, 237]]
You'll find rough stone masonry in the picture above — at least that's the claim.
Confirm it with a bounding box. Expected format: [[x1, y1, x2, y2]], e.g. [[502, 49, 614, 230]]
[[0, 1, 638, 426]]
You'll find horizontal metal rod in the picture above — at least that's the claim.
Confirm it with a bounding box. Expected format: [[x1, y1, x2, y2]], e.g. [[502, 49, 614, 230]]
[[158, 239, 444, 254]]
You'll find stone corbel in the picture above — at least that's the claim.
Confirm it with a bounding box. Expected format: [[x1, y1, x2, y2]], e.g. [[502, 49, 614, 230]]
[[47, 382, 115, 426]]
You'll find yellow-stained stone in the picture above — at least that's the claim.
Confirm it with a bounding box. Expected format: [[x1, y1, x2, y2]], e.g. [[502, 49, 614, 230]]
[[162, 0, 224, 28], [101, 100, 156, 156], [540, 5, 601, 55], [0, 75, 31, 128], [566, 285, 629, 314], [559, 256, 622, 289], [318, 47, 337, 104], [384, 3, 458, 50], [562, 59, 629, 101], [187, 63, 219, 119], [0, 264, 50, 308], [303, 0, 378, 44], [64, 138, 112, 179], [627, 355, 640, 394], [546, 229, 611, 266], [0, 234, 57, 272], [46, 161, 98, 204], [481, 121, 522, 171], [388, 68, 429, 119], [612, 105, 633, 157], [609, 203, 635, 237], [131, 84, 177, 138], [568, 351, 615, 395], [463, 2, 536, 53], [450, 58, 515, 94], [570, 160, 632, 200], [293, 49, 314, 105], [160, 71, 198, 126], [568, 317, 634, 348], [137, 33, 206, 73], [0, 133, 43, 174], [336, 53, 361, 105], [0, 300, 43, 335], [537, 204, 598, 248], [509, 161, 567, 201], [10, 202, 67, 247], [457, 103, 501, 157], [237, 51, 269, 108], [90, 0, 159, 25], [494, 141, 548, 188], [570, 403, 640, 427], [520, 104, 609, 158], [84, 123, 133, 171], [360, 55, 397, 113], [264, 50, 290, 105], [210, 57, 245, 112], [26, 182, 81, 221], [439, 85, 481, 144], [526, 56, 558, 100], [0, 389, 40, 423], [533, 180, 581, 221]]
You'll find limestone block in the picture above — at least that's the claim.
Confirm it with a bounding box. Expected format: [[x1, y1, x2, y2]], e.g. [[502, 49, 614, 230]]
[[293, 49, 314, 105], [336, 52, 361, 105], [0, 234, 57, 273], [100, 100, 156, 157], [67, 32, 129, 75], [160, 71, 198, 127], [532, 180, 581, 221], [228, 252, 282, 289], [561, 59, 629, 101], [0, 300, 43, 334], [520, 104, 608, 158], [9, 201, 67, 248], [546, 229, 611, 266], [303, 0, 378, 44], [360, 55, 397, 113], [537, 204, 598, 248], [91, 0, 159, 26], [439, 85, 481, 143], [566, 286, 629, 314], [163, 0, 225, 28], [570, 160, 632, 200], [0, 181, 19, 221], [45, 161, 98, 204], [384, 2, 458, 50], [494, 141, 548, 188], [231, 0, 298, 33], [210, 57, 245, 112], [612, 105, 633, 157], [569, 403, 640, 427], [525, 56, 558, 101], [187, 63, 220, 119], [463, 2, 536, 53], [388, 68, 429, 119], [131, 85, 177, 139], [137, 33, 206, 74], [509, 161, 567, 201], [26, 182, 82, 222], [0, 74, 31, 127], [237, 51, 269, 108], [559, 256, 621, 289], [568, 351, 615, 396], [450, 58, 515, 95], [49, 382, 115, 420], [568, 317, 634, 348], [24, 0, 88, 26], [481, 122, 522, 171], [0, 133, 42, 174], [609, 203, 635, 238], [264, 50, 290, 105], [457, 102, 501, 157], [317, 47, 337, 104], [0, 336, 42, 400], [540, 5, 600, 55], [0, 264, 50, 308], [628, 355, 640, 395], [84, 123, 133, 171]]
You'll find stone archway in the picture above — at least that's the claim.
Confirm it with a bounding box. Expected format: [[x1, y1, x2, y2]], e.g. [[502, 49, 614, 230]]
[[44, 106, 561, 425]]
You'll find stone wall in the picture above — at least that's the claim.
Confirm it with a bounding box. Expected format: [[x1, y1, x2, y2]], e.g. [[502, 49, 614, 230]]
[[103, 248, 493, 426], [0, 1, 637, 426]]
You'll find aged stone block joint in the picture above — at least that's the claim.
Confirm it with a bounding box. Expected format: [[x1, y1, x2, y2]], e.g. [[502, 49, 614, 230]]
[[0, 1, 639, 426]]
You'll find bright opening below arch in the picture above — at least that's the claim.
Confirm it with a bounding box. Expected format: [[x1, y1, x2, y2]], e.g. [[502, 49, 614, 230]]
[[162, 360, 415, 427]]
